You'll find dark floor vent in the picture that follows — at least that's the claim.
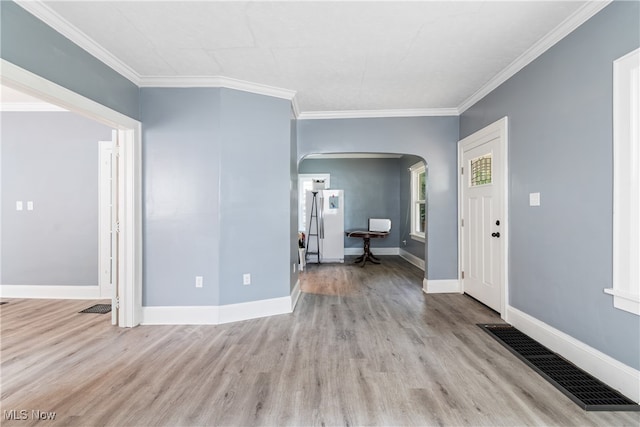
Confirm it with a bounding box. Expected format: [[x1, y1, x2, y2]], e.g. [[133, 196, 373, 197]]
[[479, 324, 639, 412], [0, 302, 8, 305], [79, 304, 111, 314]]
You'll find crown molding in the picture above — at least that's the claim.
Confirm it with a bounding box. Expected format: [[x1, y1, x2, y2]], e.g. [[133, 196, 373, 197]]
[[0, 102, 67, 112], [458, 0, 611, 113], [298, 107, 459, 120], [305, 153, 403, 159], [15, 0, 141, 85], [291, 96, 301, 118], [16, 0, 611, 119], [138, 76, 297, 101]]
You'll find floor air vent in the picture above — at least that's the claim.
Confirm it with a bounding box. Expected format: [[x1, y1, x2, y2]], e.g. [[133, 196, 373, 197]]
[[479, 324, 639, 411], [0, 302, 8, 305], [79, 304, 112, 314]]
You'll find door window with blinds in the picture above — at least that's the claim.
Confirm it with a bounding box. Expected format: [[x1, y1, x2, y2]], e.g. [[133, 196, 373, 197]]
[[298, 174, 330, 231], [410, 162, 426, 241], [470, 154, 492, 186]]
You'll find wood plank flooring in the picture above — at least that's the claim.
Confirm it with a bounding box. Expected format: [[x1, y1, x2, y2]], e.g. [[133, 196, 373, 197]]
[[1, 256, 638, 426]]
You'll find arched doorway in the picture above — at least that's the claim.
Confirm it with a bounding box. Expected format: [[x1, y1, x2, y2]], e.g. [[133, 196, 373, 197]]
[[297, 152, 427, 272]]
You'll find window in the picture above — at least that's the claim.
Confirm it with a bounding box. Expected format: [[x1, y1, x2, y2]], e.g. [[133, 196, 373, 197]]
[[410, 162, 426, 242], [470, 154, 492, 186], [606, 48, 639, 316], [298, 174, 330, 232]]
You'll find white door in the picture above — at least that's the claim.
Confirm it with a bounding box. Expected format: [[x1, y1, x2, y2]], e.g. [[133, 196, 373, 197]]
[[99, 133, 119, 325], [110, 132, 120, 326], [460, 118, 507, 313], [98, 140, 114, 300]]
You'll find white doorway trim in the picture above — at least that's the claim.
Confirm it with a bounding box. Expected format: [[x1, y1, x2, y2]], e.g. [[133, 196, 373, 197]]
[[458, 116, 509, 320], [1, 59, 142, 327], [98, 138, 114, 300]]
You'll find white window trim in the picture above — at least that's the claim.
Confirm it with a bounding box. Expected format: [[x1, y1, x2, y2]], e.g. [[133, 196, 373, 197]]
[[298, 174, 330, 232], [410, 162, 426, 242], [606, 48, 640, 316]]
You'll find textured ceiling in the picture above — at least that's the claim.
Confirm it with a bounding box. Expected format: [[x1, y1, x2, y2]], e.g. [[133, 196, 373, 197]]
[[31, 1, 592, 113]]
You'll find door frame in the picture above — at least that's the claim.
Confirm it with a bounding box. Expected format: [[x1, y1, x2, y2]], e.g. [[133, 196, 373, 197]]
[[458, 116, 509, 320], [98, 138, 114, 300], [1, 59, 142, 327]]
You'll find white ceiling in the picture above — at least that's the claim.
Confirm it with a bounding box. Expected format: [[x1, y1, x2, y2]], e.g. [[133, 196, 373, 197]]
[[19, 1, 608, 116]]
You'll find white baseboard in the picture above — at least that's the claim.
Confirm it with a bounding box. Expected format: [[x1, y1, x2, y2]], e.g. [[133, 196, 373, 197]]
[[344, 247, 400, 256], [0, 284, 101, 299], [423, 279, 461, 294], [141, 305, 220, 325], [399, 248, 425, 270], [291, 279, 301, 310], [507, 305, 640, 403], [141, 295, 294, 326], [218, 296, 291, 324]]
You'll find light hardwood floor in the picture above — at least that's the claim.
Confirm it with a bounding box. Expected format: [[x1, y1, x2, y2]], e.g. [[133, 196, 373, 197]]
[[1, 256, 638, 426]]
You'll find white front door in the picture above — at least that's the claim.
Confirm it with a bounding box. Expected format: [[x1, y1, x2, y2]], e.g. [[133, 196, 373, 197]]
[[460, 118, 507, 314], [99, 133, 119, 325]]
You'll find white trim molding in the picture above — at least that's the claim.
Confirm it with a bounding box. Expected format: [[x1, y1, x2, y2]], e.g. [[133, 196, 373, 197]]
[[141, 295, 295, 326], [298, 108, 458, 120], [218, 296, 291, 324], [422, 279, 461, 294], [610, 47, 640, 316], [0, 284, 101, 300], [604, 288, 640, 317], [141, 306, 220, 325], [291, 280, 302, 311], [15, 0, 140, 85], [399, 249, 425, 271], [138, 75, 297, 102], [0, 102, 67, 112], [458, 1, 611, 113], [507, 306, 640, 403]]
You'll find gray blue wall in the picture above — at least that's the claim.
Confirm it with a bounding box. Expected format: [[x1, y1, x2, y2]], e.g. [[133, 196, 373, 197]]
[[141, 87, 294, 307], [0, 1, 139, 119], [218, 89, 292, 305], [460, 1, 640, 369], [1, 111, 113, 285], [140, 88, 221, 306], [297, 117, 459, 280], [299, 158, 401, 251]]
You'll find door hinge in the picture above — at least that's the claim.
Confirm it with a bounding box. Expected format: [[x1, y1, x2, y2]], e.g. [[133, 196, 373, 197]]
[[461, 167, 464, 175], [114, 221, 120, 233], [114, 296, 120, 309], [461, 218, 464, 227], [461, 271, 465, 279], [113, 145, 121, 157]]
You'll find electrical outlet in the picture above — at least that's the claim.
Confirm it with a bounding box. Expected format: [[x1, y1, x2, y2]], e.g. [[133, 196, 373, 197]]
[[243, 273, 251, 285], [16, 201, 23, 211], [529, 192, 541, 206], [195, 276, 203, 288], [27, 201, 34, 211]]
